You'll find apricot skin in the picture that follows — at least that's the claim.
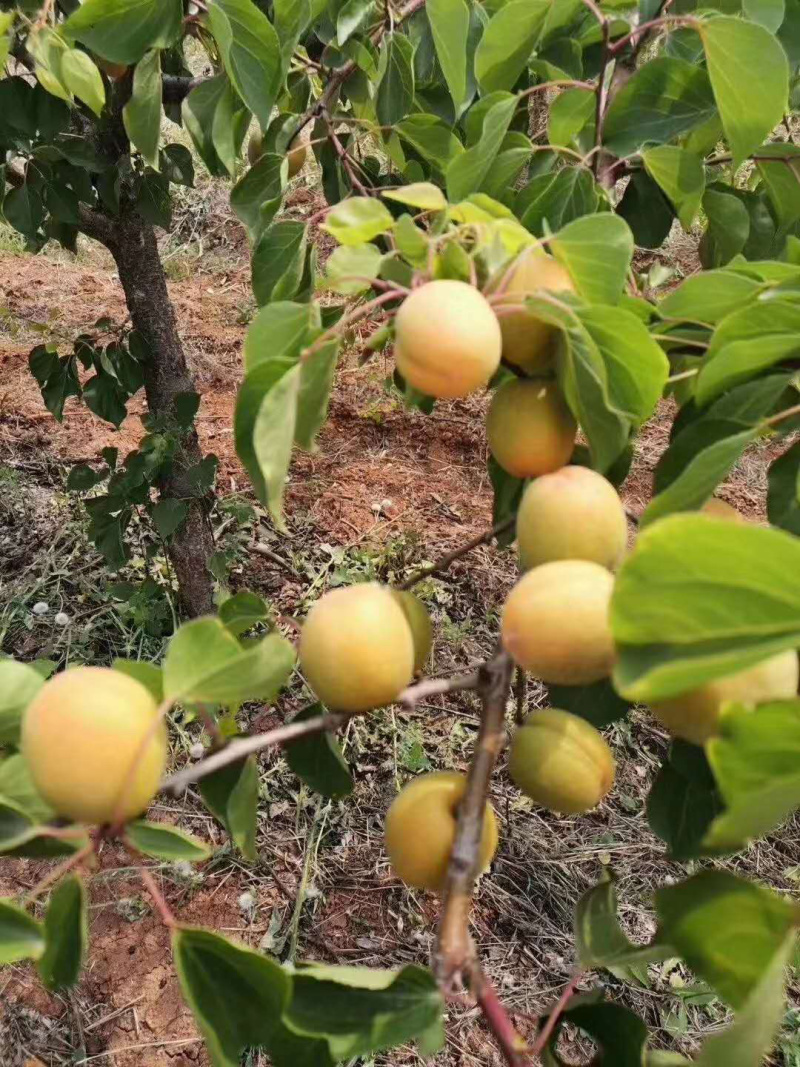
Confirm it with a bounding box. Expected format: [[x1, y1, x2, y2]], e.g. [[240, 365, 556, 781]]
[[486, 379, 576, 480], [502, 560, 616, 684], [509, 709, 615, 814], [299, 583, 414, 712], [394, 281, 502, 399], [384, 771, 498, 891], [392, 590, 433, 673], [517, 466, 628, 571], [248, 131, 307, 177], [491, 250, 574, 373], [701, 498, 742, 522], [21, 667, 166, 825], [651, 650, 799, 745]]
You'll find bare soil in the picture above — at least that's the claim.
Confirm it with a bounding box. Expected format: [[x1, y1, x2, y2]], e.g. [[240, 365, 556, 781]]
[[1, 233, 797, 1067]]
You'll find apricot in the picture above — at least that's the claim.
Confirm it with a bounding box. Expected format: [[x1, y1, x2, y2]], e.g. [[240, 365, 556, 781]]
[[509, 709, 615, 814], [248, 131, 307, 177], [702, 498, 743, 522], [491, 248, 574, 373], [391, 590, 433, 673], [517, 466, 627, 571], [502, 560, 615, 684], [650, 650, 799, 745], [384, 771, 498, 891], [394, 280, 502, 399], [299, 583, 414, 712], [95, 56, 129, 80], [486, 379, 576, 479], [21, 667, 166, 825]]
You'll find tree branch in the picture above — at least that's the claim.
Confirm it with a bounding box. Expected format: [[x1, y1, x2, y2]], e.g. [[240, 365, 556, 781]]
[[470, 962, 530, 1067], [436, 648, 514, 985], [398, 516, 516, 591], [163, 670, 482, 794]]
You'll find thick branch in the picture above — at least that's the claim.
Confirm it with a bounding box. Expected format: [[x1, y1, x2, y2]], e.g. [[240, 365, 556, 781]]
[[436, 648, 514, 984], [163, 670, 481, 793], [398, 516, 515, 591]]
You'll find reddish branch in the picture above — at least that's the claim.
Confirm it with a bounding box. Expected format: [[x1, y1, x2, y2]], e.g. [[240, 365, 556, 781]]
[[398, 516, 516, 590]]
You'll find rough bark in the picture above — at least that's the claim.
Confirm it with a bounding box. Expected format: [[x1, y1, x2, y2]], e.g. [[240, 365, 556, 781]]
[[107, 215, 215, 618]]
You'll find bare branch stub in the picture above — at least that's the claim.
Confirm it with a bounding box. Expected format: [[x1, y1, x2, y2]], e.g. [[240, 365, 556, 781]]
[[436, 648, 514, 985], [398, 516, 516, 591]]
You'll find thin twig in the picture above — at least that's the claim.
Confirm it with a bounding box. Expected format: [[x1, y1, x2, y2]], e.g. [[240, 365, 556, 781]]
[[24, 843, 95, 905], [514, 668, 527, 727], [139, 868, 177, 929], [302, 290, 402, 361], [763, 402, 800, 428], [529, 970, 585, 1058], [436, 648, 514, 985], [470, 962, 530, 1067], [398, 516, 515, 591]]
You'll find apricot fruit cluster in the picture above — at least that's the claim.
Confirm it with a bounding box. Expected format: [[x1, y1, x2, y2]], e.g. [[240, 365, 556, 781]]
[[22, 666, 167, 825]]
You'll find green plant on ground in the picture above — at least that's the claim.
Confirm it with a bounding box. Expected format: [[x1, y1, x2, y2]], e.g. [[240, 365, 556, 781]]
[[2, 1, 800, 1066]]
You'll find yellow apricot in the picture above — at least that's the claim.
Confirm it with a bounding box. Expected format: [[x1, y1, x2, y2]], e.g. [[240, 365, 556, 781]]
[[486, 378, 576, 479], [384, 771, 498, 891], [248, 130, 264, 166], [248, 131, 306, 177], [651, 650, 799, 746], [391, 590, 433, 673], [394, 280, 502, 399], [517, 466, 628, 571], [702, 498, 743, 522], [509, 709, 615, 814], [502, 560, 616, 684], [299, 583, 414, 712], [21, 667, 166, 825], [491, 249, 574, 373]]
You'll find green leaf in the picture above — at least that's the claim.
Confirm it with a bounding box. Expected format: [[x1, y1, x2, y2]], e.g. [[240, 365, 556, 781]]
[[126, 820, 212, 862], [488, 455, 523, 546], [768, 441, 800, 535], [647, 741, 723, 859], [60, 48, 106, 117], [173, 927, 289, 1067], [575, 874, 667, 975], [296, 341, 339, 451], [517, 166, 600, 236], [697, 16, 789, 167], [113, 659, 164, 702], [446, 92, 517, 202], [235, 361, 292, 502], [324, 244, 386, 295], [4, 185, 44, 237], [37, 876, 87, 991], [383, 182, 447, 211], [123, 49, 162, 170], [426, 0, 471, 115], [274, 0, 311, 65], [252, 221, 308, 304], [701, 188, 750, 268], [0, 899, 45, 964], [658, 270, 763, 325], [0, 659, 44, 746], [554, 996, 649, 1067], [198, 753, 259, 861], [230, 152, 285, 243], [247, 361, 301, 527], [616, 170, 675, 250], [396, 114, 464, 176], [642, 425, 758, 526], [694, 933, 794, 1067], [211, 78, 251, 176], [603, 57, 716, 157], [284, 963, 445, 1060], [547, 678, 632, 728], [218, 591, 269, 637], [475, 0, 549, 93], [182, 76, 229, 178], [550, 213, 633, 306], [642, 146, 704, 230], [656, 871, 795, 1008], [322, 197, 394, 247], [695, 301, 800, 405], [576, 305, 669, 427], [376, 32, 415, 127], [703, 700, 800, 851], [163, 618, 296, 705], [0, 754, 55, 824], [0, 796, 86, 859], [151, 498, 189, 539], [755, 144, 800, 228], [612, 515, 800, 701], [284, 705, 354, 798], [135, 170, 172, 229], [161, 144, 195, 187], [208, 0, 282, 130], [337, 0, 375, 45], [45, 183, 81, 226], [244, 301, 311, 372], [64, 0, 182, 65]]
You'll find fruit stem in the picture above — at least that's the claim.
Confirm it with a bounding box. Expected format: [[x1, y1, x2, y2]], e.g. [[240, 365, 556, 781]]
[[24, 842, 95, 905], [397, 515, 515, 590], [470, 961, 531, 1067], [139, 866, 177, 929]]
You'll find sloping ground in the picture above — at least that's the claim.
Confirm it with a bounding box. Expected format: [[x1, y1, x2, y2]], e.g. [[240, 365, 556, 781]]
[[1, 246, 797, 1067]]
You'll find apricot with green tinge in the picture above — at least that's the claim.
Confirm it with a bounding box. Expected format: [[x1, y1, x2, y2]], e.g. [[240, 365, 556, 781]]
[[392, 590, 433, 673], [509, 709, 615, 814], [486, 379, 576, 479], [490, 249, 574, 373], [384, 771, 498, 891], [22, 667, 166, 825]]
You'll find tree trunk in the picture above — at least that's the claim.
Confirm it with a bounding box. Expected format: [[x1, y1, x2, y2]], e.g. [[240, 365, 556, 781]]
[[108, 214, 215, 619]]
